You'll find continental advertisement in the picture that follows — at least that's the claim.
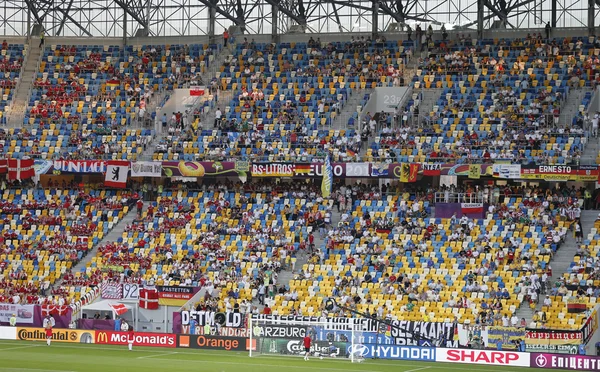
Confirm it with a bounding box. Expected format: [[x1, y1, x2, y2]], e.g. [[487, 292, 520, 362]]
[[17, 327, 94, 343], [520, 165, 599, 182], [177, 334, 254, 351]]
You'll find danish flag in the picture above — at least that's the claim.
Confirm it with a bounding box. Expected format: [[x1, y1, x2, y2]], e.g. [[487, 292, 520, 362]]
[[139, 288, 159, 310], [110, 303, 128, 316], [8, 158, 34, 180], [41, 304, 69, 316]]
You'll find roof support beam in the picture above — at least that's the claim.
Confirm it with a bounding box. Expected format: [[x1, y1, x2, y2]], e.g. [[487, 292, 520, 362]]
[[263, 0, 306, 26], [56, 0, 74, 36], [196, 0, 241, 25], [114, 0, 150, 34]]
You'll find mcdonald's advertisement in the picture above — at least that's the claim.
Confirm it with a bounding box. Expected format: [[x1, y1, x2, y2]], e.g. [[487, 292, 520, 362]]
[[16, 327, 95, 343], [95, 330, 176, 348]]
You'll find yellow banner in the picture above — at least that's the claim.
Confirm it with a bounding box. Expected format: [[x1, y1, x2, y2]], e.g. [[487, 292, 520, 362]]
[[486, 326, 525, 349], [158, 298, 189, 306], [468, 164, 481, 179], [17, 327, 95, 343]]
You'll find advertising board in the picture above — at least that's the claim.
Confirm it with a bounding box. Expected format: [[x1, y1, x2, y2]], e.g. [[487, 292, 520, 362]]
[[17, 327, 94, 343], [95, 330, 176, 348], [178, 334, 253, 351], [347, 344, 436, 360], [435, 348, 529, 367], [531, 353, 600, 371]]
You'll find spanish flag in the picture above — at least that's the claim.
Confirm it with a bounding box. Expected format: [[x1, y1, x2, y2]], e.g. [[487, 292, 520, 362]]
[[399, 163, 419, 183]]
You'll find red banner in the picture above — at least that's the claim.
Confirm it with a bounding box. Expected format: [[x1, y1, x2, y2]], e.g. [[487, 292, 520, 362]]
[[95, 330, 176, 348], [189, 86, 205, 96], [422, 163, 441, 176], [461, 203, 484, 214]]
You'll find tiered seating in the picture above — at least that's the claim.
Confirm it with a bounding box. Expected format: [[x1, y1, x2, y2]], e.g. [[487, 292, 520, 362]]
[[0, 126, 154, 160], [79, 189, 329, 307], [0, 42, 24, 125], [269, 193, 567, 322], [154, 38, 409, 161], [122, 43, 217, 91], [369, 36, 592, 163], [153, 127, 362, 162], [0, 189, 129, 305], [15, 43, 216, 159]]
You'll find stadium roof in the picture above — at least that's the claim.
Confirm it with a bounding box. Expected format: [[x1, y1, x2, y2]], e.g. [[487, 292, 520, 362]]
[[0, 0, 597, 38]]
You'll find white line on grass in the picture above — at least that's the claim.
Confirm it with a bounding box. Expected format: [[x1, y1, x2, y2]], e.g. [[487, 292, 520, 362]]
[[137, 352, 178, 359], [0, 345, 40, 352], [0, 369, 77, 372], [404, 367, 431, 372], [146, 357, 384, 372], [0, 341, 528, 372]]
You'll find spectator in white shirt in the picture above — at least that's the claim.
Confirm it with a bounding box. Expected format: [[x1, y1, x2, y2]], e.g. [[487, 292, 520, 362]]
[[214, 108, 222, 128]]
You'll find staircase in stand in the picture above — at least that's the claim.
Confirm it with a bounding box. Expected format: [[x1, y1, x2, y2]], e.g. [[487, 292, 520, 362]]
[[514, 215, 587, 324], [51, 207, 137, 291], [8, 43, 42, 128]]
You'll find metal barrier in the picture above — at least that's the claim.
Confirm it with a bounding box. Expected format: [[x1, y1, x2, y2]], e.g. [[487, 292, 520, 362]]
[[434, 192, 484, 204]]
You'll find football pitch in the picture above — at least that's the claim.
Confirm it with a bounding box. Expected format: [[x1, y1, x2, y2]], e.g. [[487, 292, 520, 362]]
[[0, 340, 568, 372]]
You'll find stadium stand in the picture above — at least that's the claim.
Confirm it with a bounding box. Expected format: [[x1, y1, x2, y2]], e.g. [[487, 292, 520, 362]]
[[265, 185, 573, 324], [74, 185, 336, 307], [153, 37, 409, 162], [367, 36, 593, 164], [9, 43, 217, 160], [0, 29, 597, 340], [0, 187, 130, 305]]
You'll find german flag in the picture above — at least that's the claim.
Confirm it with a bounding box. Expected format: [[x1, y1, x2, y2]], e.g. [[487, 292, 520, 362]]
[[106, 78, 120, 89], [294, 163, 312, 176]]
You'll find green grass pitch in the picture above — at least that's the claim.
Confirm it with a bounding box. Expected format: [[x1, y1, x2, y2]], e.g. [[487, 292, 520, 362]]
[[0, 340, 571, 372]]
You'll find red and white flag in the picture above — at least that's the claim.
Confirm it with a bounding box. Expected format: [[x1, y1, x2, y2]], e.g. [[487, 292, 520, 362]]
[[41, 304, 69, 316], [461, 202, 484, 214], [139, 288, 159, 310], [110, 303, 128, 316], [0, 158, 7, 174], [8, 158, 34, 180], [104, 160, 129, 188]]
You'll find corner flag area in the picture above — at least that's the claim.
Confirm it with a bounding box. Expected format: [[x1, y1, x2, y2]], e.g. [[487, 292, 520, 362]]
[[0, 340, 573, 372]]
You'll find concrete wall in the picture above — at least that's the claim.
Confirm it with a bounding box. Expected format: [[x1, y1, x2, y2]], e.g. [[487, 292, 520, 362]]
[[158, 88, 206, 117], [360, 86, 412, 130], [135, 304, 180, 333], [589, 87, 600, 115]]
